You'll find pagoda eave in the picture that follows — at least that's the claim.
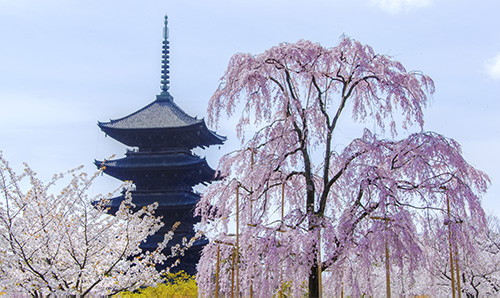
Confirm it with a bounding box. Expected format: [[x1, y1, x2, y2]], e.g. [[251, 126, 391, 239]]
[[94, 158, 216, 188], [99, 121, 224, 149], [94, 153, 214, 170], [96, 191, 201, 213]]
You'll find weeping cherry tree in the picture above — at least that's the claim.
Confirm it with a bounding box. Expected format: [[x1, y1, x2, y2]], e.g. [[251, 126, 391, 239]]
[[196, 37, 489, 297]]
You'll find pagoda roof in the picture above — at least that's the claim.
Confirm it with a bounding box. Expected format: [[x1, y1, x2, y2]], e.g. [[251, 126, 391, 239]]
[[94, 152, 217, 189], [97, 191, 201, 211], [98, 95, 202, 130], [95, 152, 211, 169]]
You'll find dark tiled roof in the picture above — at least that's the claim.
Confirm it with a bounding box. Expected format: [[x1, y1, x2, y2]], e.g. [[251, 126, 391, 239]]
[[95, 153, 208, 169], [99, 97, 202, 130], [96, 191, 201, 209]]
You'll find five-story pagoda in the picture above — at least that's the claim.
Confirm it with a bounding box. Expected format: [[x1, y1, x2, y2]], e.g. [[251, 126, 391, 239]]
[[95, 15, 224, 275]]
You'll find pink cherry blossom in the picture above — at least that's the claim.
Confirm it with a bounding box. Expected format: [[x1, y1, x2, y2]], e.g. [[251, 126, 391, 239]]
[[197, 37, 489, 297]]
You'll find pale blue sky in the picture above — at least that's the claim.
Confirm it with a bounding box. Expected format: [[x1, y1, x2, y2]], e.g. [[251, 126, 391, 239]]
[[0, 0, 499, 213]]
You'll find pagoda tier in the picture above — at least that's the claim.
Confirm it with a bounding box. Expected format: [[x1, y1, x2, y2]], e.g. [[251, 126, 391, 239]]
[[99, 191, 202, 213], [98, 94, 224, 150], [96, 189, 210, 274], [95, 15, 224, 275], [94, 152, 216, 191], [101, 192, 204, 246]]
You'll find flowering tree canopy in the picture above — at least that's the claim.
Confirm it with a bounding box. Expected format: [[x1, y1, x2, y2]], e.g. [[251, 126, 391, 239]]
[[196, 37, 490, 297], [0, 153, 188, 296]]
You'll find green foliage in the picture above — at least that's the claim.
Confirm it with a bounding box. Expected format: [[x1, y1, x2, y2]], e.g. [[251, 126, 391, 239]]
[[116, 271, 197, 298]]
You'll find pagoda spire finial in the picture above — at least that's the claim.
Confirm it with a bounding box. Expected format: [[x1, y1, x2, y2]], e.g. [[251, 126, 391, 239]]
[[158, 15, 172, 101]]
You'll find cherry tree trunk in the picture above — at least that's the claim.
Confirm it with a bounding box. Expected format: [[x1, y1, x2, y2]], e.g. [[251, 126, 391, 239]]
[[309, 263, 320, 298]]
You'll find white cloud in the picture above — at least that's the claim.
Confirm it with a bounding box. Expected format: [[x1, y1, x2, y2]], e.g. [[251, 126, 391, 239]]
[[486, 53, 500, 80], [370, 0, 433, 14]]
